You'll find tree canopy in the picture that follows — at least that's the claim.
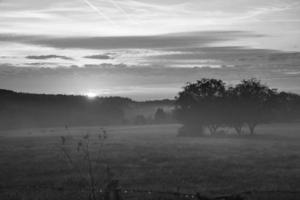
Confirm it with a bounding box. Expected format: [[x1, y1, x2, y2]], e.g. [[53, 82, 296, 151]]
[[175, 78, 300, 136]]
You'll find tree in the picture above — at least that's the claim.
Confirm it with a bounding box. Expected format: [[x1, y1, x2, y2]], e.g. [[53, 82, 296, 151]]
[[275, 92, 300, 122], [154, 108, 167, 123], [225, 86, 245, 135], [175, 78, 227, 136], [134, 115, 147, 125], [232, 78, 276, 135]]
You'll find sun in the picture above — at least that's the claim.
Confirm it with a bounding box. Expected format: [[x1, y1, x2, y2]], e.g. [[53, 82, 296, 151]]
[[85, 92, 98, 99]]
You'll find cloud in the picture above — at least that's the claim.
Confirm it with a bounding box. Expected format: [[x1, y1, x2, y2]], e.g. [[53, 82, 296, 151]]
[[84, 54, 112, 60], [143, 46, 283, 66], [24, 62, 59, 66], [25, 55, 73, 60], [0, 31, 262, 50], [81, 0, 117, 27], [1, 32, 299, 72], [1, 0, 300, 99], [1, 0, 300, 50]]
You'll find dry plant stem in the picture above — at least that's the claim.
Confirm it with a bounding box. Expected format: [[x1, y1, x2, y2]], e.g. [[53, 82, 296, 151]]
[[58, 130, 110, 200], [84, 139, 97, 200], [58, 143, 85, 182]]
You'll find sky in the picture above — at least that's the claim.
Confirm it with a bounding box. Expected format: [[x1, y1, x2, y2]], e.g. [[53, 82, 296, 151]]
[[0, 0, 300, 100]]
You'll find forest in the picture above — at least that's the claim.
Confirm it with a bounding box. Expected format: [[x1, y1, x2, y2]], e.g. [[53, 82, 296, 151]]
[[0, 89, 173, 130]]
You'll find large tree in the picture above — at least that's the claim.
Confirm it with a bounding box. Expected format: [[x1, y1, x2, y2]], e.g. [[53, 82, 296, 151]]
[[175, 78, 227, 135], [275, 92, 300, 122], [232, 78, 276, 135], [225, 86, 245, 135]]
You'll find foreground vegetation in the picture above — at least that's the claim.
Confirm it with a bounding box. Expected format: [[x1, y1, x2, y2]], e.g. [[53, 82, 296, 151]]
[[0, 124, 299, 199]]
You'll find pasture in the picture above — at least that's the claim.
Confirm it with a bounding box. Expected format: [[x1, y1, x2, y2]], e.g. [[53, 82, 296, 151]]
[[0, 123, 299, 199]]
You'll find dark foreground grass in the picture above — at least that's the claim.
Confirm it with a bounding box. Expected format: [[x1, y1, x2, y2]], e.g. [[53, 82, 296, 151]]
[[0, 123, 299, 199]]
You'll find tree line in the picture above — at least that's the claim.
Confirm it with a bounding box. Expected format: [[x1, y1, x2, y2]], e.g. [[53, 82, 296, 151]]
[[0, 89, 174, 130], [0, 89, 132, 129], [175, 78, 300, 136], [1, 79, 299, 131]]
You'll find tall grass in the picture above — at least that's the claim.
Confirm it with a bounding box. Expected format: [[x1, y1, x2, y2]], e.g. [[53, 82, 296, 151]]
[[58, 128, 115, 200]]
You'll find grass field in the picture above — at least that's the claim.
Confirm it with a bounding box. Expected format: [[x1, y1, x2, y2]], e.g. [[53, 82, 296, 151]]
[[0, 123, 299, 199]]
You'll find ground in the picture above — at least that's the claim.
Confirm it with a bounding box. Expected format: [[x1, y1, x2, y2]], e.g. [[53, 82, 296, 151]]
[[0, 123, 299, 199]]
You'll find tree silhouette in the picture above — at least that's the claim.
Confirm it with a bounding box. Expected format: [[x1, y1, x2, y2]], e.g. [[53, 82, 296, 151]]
[[174, 78, 294, 136], [225, 86, 245, 135], [228, 78, 276, 135], [154, 108, 167, 123], [175, 78, 226, 135], [0, 89, 132, 129], [275, 92, 300, 122]]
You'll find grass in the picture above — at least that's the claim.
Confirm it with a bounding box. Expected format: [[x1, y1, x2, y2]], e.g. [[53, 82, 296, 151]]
[[0, 123, 299, 199]]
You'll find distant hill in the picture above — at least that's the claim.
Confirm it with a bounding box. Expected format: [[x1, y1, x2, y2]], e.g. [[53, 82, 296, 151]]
[[0, 89, 175, 130]]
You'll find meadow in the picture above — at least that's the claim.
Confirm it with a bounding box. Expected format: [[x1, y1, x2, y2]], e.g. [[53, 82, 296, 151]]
[[0, 123, 299, 199]]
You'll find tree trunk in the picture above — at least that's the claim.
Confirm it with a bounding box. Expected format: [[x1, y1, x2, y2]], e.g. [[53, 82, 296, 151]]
[[208, 125, 218, 135], [248, 123, 257, 135], [234, 126, 242, 136]]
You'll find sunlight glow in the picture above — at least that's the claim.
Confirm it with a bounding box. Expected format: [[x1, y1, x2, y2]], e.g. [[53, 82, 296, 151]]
[[85, 92, 98, 99]]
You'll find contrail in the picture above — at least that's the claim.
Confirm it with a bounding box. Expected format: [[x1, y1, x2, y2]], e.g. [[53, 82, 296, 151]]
[[107, 0, 138, 24], [82, 0, 117, 26]]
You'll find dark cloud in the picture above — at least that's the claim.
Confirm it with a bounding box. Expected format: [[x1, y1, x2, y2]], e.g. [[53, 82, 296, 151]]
[[84, 54, 112, 60], [26, 55, 73, 60], [143, 46, 300, 67], [0, 56, 17, 59], [84, 63, 127, 68], [24, 62, 58, 66], [0, 31, 262, 50]]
